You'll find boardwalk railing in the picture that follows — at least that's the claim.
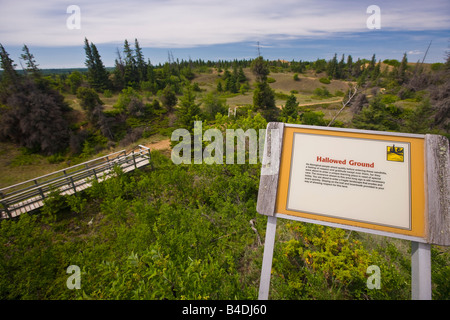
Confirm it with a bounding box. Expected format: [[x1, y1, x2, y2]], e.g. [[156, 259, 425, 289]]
[[0, 145, 151, 219]]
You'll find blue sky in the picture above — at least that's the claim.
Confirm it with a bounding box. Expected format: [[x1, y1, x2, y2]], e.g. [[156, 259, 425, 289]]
[[0, 0, 449, 69]]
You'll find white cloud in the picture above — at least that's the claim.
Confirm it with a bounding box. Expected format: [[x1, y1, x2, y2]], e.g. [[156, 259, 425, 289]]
[[0, 0, 448, 47], [407, 50, 424, 55]]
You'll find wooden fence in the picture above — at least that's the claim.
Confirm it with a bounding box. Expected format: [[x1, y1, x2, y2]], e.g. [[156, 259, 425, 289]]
[[0, 145, 151, 219]]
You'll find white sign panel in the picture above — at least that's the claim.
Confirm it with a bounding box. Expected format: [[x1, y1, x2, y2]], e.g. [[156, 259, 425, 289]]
[[287, 133, 411, 229]]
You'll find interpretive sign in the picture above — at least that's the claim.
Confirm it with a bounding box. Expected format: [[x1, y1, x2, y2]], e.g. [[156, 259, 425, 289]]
[[257, 122, 449, 300], [280, 128, 421, 238]]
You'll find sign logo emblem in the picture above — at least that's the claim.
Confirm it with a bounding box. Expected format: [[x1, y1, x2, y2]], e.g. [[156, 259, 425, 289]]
[[387, 145, 404, 162]]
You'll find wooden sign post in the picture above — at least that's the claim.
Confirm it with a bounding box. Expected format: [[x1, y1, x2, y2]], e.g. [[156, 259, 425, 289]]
[[257, 122, 449, 300]]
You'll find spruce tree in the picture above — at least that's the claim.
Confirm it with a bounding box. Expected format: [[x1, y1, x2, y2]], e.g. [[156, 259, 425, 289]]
[[112, 47, 129, 91], [327, 53, 338, 78], [84, 38, 111, 92], [160, 84, 177, 112], [280, 93, 299, 120], [123, 39, 137, 87], [134, 38, 147, 83], [84, 37, 94, 70], [251, 55, 277, 121], [216, 81, 223, 92], [176, 85, 201, 130], [253, 80, 277, 121], [251, 56, 269, 82], [369, 54, 376, 71], [398, 53, 408, 84], [20, 45, 40, 78], [337, 54, 345, 79], [0, 43, 19, 90], [237, 66, 246, 83], [346, 55, 353, 79]]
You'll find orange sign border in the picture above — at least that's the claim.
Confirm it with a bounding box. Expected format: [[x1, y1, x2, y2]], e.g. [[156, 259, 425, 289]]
[[275, 126, 426, 238]]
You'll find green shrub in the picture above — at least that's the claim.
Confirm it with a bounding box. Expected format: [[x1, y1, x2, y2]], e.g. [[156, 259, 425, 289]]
[[312, 87, 332, 98], [66, 194, 88, 214], [41, 190, 69, 223], [273, 222, 409, 299], [103, 89, 113, 98], [319, 77, 331, 84]]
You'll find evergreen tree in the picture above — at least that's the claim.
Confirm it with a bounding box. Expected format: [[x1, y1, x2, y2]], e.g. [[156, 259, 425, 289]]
[[113, 48, 125, 91], [160, 84, 177, 112], [372, 60, 381, 80], [369, 54, 376, 71], [352, 58, 362, 78], [251, 55, 277, 121], [314, 59, 327, 73], [216, 81, 223, 92], [176, 85, 201, 130], [327, 53, 338, 78], [144, 60, 157, 94], [123, 39, 137, 87], [84, 38, 111, 92], [237, 66, 246, 83], [346, 55, 353, 79], [337, 54, 345, 79], [398, 53, 408, 84], [251, 56, 269, 82], [84, 37, 94, 70], [0, 43, 19, 90], [20, 45, 40, 78], [280, 93, 299, 120], [203, 92, 227, 120], [253, 80, 277, 121], [225, 76, 237, 93], [134, 38, 147, 83]]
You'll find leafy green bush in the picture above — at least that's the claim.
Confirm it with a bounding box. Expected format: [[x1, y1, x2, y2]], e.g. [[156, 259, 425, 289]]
[[300, 110, 327, 126], [41, 190, 69, 223], [380, 94, 399, 104], [312, 87, 332, 98], [319, 77, 331, 84], [273, 222, 409, 299], [103, 89, 113, 98]]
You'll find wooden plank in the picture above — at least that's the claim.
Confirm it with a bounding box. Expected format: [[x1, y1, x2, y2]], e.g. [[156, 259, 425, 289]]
[[425, 134, 450, 246], [256, 122, 284, 217]]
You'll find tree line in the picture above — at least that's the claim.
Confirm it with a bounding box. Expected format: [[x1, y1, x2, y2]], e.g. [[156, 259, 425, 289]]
[[1, 38, 449, 157]]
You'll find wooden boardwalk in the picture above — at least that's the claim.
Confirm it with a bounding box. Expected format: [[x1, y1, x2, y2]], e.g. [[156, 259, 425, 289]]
[[0, 145, 151, 219]]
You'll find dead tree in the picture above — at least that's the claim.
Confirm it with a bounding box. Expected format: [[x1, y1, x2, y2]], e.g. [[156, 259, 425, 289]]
[[327, 84, 359, 127]]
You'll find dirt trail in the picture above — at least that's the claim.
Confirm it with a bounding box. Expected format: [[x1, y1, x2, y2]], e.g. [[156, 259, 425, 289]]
[[144, 139, 171, 150], [297, 98, 343, 107], [276, 98, 343, 109]]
